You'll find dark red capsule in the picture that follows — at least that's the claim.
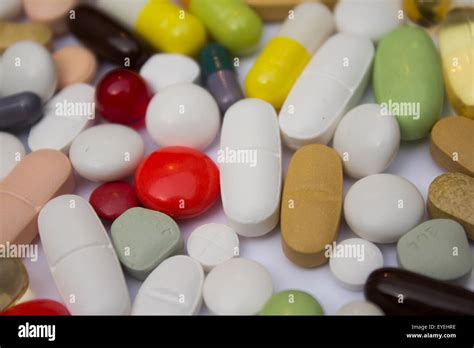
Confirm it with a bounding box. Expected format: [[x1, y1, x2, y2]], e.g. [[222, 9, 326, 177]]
[[365, 268, 474, 315]]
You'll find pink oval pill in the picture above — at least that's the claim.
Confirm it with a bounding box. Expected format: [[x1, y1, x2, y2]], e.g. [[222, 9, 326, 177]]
[[53, 46, 97, 89]]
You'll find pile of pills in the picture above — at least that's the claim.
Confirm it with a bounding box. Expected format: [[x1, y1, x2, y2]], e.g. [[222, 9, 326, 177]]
[[0, 0, 473, 316]]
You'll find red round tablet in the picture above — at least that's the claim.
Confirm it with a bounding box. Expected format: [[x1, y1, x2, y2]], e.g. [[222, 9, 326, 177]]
[[96, 68, 152, 125], [135, 146, 220, 219], [90, 181, 140, 221], [1, 300, 70, 316]]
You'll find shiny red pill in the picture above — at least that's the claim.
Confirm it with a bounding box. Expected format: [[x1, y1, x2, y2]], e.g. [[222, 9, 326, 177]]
[[135, 146, 220, 219], [1, 300, 70, 316], [96, 68, 152, 125], [89, 181, 140, 221]]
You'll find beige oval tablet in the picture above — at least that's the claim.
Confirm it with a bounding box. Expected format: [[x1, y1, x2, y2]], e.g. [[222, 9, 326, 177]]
[[430, 116, 474, 177], [0, 149, 75, 246], [0, 21, 52, 53], [23, 0, 78, 35], [53, 46, 97, 89], [281, 144, 343, 267], [428, 172, 474, 241]]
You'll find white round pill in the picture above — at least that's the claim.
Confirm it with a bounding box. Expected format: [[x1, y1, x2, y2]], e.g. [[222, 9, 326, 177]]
[[329, 238, 383, 291], [333, 104, 400, 179], [0, 132, 25, 180], [69, 124, 144, 182], [140, 53, 201, 94], [344, 174, 425, 243], [335, 0, 402, 42], [0, 41, 57, 102], [146, 83, 220, 151], [187, 223, 239, 272], [203, 258, 273, 315], [28, 83, 95, 153], [336, 301, 384, 315]]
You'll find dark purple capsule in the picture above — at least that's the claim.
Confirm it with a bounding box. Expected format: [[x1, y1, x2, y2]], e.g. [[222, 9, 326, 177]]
[[198, 43, 244, 114], [0, 92, 43, 132], [68, 5, 151, 70], [365, 268, 474, 315]]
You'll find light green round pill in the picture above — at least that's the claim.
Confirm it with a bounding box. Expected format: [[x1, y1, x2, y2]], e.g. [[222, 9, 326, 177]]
[[111, 207, 183, 281], [259, 290, 324, 316], [373, 25, 443, 141], [397, 219, 472, 281]]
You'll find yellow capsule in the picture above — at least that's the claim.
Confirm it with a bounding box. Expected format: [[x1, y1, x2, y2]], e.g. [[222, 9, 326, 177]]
[[95, 0, 207, 57], [440, 7, 474, 120], [244, 2, 335, 110], [403, 0, 452, 27]]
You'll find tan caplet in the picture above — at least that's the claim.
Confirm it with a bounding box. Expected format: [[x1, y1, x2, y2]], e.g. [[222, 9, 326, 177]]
[[245, 0, 335, 22], [430, 116, 474, 177], [0, 21, 52, 53], [0, 258, 28, 312], [281, 144, 343, 267], [428, 172, 474, 240], [0, 149, 75, 246]]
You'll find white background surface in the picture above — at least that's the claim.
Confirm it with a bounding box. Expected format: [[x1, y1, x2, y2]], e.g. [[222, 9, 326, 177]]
[[19, 19, 474, 315]]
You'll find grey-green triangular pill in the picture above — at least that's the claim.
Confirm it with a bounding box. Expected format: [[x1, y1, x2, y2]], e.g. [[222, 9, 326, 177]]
[[397, 219, 472, 281], [111, 207, 183, 281]]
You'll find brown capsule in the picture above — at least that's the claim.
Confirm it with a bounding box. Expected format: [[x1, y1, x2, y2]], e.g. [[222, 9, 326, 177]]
[[365, 268, 474, 315], [68, 4, 151, 70], [428, 172, 474, 240], [430, 116, 474, 177]]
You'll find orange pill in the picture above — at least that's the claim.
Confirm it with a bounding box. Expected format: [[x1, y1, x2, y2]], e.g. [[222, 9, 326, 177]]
[[0, 149, 75, 246], [53, 46, 97, 89], [22, 0, 78, 35]]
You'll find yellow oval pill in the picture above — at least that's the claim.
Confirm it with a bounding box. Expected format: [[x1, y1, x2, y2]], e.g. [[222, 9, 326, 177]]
[[281, 144, 343, 267]]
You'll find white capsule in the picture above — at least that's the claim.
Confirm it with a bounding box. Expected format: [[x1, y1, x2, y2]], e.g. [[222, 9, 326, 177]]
[[279, 34, 374, 149], [38, 194, 131, 315], [28, 83, 95, 154], [220, 98, 282, 237]]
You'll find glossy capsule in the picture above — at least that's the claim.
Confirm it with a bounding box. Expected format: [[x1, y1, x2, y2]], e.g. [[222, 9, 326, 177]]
[[403, 0, 451, 27], [182, 0, 262, 55], [0, 258, 29, 313], [68, 5, 150, 69], [365, 268, 474, 315], [95, 0, 206, 57], [0, 92, 43, 132], [245, 2, 335, 109], [439, 7, 474, 120], [198, 43, 244, 113]]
